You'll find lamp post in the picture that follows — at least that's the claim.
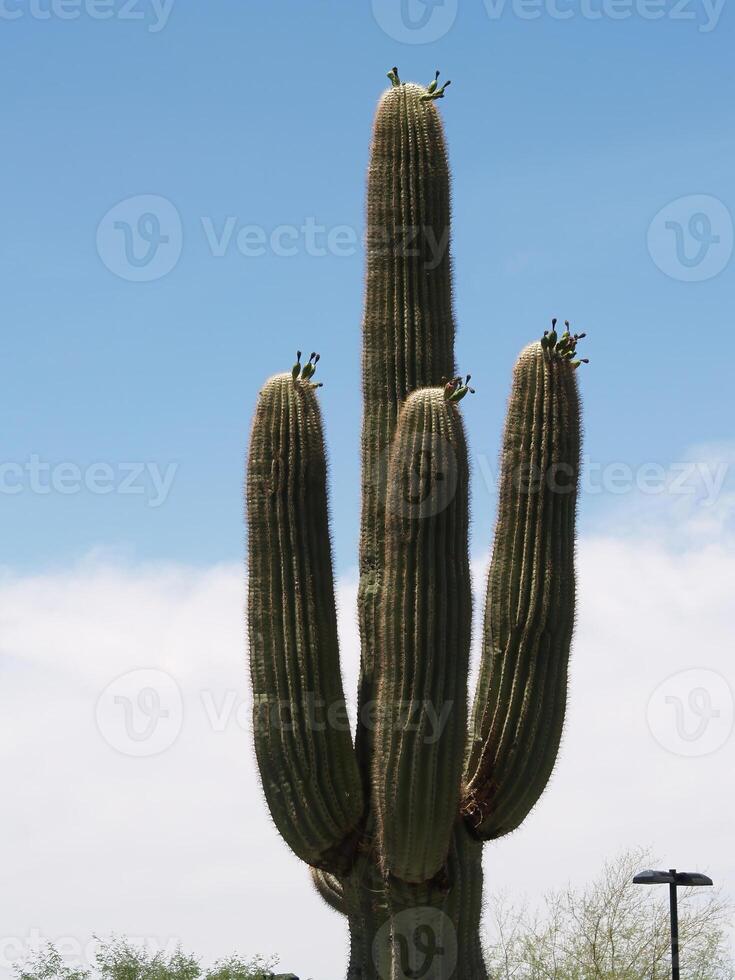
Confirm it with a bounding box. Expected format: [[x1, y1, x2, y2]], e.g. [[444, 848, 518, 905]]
[[633, 868, 713, 979]]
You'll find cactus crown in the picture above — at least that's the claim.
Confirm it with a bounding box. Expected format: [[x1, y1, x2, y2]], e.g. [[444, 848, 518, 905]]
[[542, 318, 589, 367], [246, 70, 584, 979]]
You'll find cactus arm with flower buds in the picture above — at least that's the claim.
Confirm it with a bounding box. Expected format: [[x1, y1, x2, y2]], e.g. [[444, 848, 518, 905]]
[[246, 367, 363, 873], [421, 70, 452, 101], [462, 335, 582, 840], [373, 387, 472, 884]]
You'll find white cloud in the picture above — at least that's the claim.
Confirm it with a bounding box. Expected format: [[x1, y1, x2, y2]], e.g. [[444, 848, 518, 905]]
[[1, 450, 733, 980], [583, 440, 735, 546]]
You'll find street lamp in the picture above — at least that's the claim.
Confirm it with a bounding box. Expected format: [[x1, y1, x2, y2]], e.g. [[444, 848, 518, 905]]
[[633, 868, 714, 980]]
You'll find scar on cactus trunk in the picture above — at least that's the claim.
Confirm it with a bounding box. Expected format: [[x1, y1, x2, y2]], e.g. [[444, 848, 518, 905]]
[[246, 72, 585, 980]]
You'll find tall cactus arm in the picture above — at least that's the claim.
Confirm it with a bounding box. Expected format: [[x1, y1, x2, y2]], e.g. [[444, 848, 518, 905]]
[[374, 388, 471, 883], [462, 340, 582, 840], [246, 373, 364, 871], [358, 81, 456, 771]]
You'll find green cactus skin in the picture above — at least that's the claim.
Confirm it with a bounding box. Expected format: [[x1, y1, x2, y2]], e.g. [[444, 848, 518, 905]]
[[311, 867, 348, 916], [246, 374, 363, 872], [245, 75, 583, 980], [463, 342, 581, 839], [357, 81, 455, 778], [374, 389, 471, 883], [342, 821, 486, 979]]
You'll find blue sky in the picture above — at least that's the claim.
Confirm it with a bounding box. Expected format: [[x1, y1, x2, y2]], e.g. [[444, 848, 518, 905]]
[[2, 0, 733, 574], [2, 5, 735, 979]]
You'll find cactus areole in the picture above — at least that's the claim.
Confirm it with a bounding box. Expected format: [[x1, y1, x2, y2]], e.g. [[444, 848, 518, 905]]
[[246, 74, 584, 980]]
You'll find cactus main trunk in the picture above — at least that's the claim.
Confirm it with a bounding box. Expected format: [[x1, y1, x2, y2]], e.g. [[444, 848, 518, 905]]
[[245, 72, 584, 980], [357, 82, 456, 775], [343, 822, 486, 980]]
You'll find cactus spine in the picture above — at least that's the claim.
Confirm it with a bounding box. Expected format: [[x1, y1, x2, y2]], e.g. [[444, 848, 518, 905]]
[[246, 78, 583, 980]]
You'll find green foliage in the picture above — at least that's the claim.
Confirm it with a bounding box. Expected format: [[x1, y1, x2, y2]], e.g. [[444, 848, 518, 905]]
[[14, 940, 283, 980], [16, 946, 90, 980]]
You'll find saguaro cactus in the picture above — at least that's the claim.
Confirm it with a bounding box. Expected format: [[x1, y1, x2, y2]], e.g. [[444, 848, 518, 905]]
[[246, 74, 584, 980]]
